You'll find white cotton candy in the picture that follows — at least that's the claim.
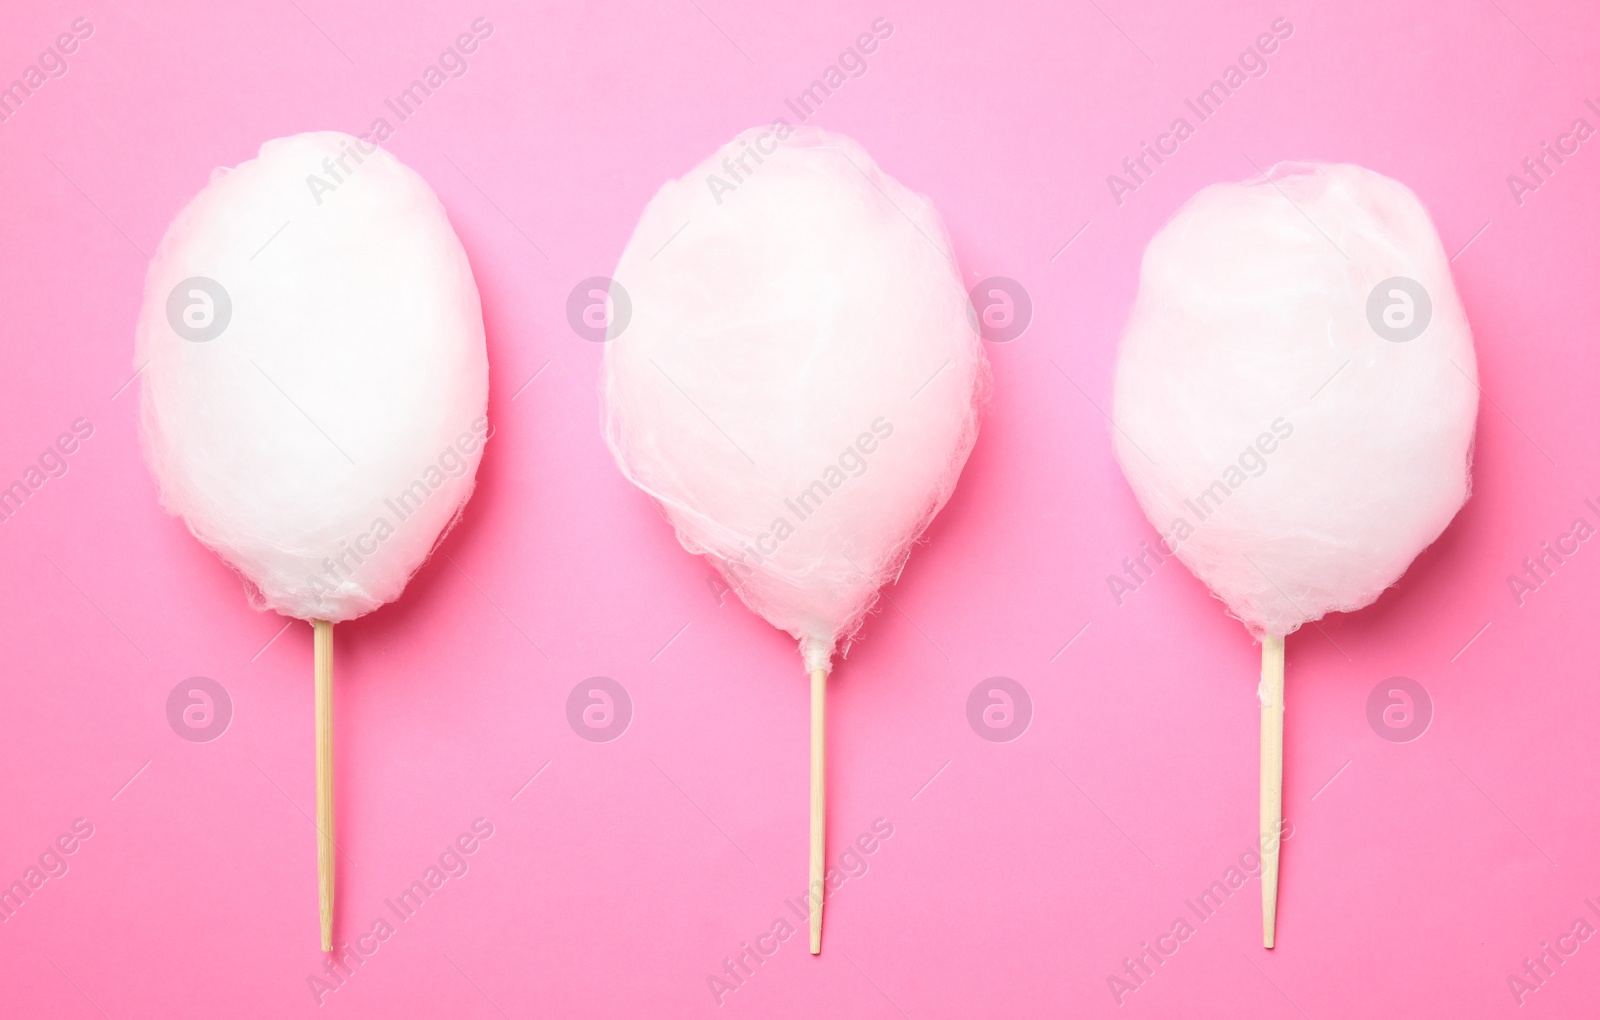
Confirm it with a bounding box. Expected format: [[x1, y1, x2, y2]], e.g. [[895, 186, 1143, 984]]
[[1112, 162, 1477, 639], [602, 127, 988, 669], [137, 132, 489, 623]]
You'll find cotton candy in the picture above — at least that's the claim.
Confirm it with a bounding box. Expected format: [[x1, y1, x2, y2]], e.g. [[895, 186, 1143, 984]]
[[602, 126, 988, 670], [137, 132, 489, 623], [1112, 162, 1477, 639]]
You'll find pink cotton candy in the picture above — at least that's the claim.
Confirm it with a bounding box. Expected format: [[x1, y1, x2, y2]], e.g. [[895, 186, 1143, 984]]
[[136, 132, 489, 623], [601, 127, 988, 670], [1112, 162, 1478, 639]]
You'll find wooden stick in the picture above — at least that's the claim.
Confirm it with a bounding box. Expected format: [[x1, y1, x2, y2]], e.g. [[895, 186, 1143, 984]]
[[314, 619, 335, 953], [1259, 633, 1285, 949], [809, 665, 826, 955]]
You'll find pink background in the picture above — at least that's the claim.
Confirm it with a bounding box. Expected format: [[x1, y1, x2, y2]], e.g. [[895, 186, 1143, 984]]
[[2, 0, 1598, 1016]]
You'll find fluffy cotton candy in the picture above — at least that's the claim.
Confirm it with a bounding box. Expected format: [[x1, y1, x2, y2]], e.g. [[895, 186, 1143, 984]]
[[602, 127, 988, 669], [1112, 162, 1477, 639], [137, 132, 489, 623]]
